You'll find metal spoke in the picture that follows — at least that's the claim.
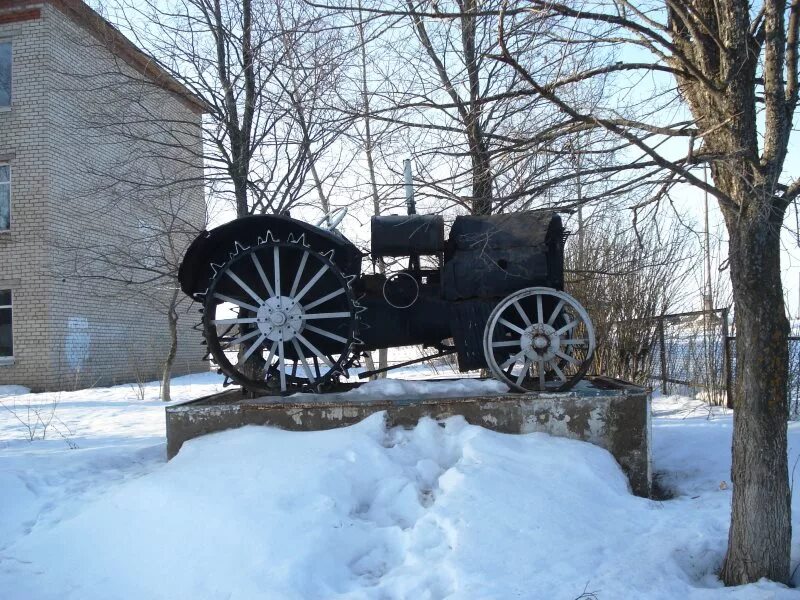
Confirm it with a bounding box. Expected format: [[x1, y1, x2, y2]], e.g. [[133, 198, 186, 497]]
[[537, 358, 546, 387], [291, 339, 315, 382], [213, 293, 259, 312], [554, 319, 579, 336], [536, 295, 544, 325], [250, 254, 275, 298], [562, 338, 587, 346], [304, 311, 351, 320], [263, 341, 278, 372], [273, 246, 281, 297], [225, 269, 264, 305], [516, 359, 531, 386], [547, 300, 565, 326], [294, 263, 330, 304], [498, 318, 526, 335], [513, 301, 532, 327], [212, 317, 258, 325], [554, 349, 580, 365], [492, 340, 519, 348], [302, 287, 345, 311], [290, 250, 308, 297], [226, 328, 261, 348], [240, 333, 267, 363], [304, 323, 348, 343], [552, 361, 567, 381], [296, 333, 335, 369], [278, 340, 286, 391], [500, 350, 526, 369]]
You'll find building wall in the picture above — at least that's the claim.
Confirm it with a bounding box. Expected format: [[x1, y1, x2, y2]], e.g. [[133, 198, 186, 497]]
[[0, 3, 207, 390], [0, 6, 58, 388]]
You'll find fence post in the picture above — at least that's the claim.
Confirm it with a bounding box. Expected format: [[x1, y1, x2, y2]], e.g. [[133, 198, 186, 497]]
[[659, 317, 668, 395], [722, 306, 733, 409]]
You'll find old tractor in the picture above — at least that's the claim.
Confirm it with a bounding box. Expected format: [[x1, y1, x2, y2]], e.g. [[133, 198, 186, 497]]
[[178, 207, 595, 395]]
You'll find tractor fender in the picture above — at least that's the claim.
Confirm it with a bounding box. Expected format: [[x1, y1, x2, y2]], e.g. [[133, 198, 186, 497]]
[[179, 214, 362, 298]]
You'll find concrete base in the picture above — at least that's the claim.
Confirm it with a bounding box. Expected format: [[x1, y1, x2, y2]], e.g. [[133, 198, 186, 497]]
[[165, 377, 652, 497]]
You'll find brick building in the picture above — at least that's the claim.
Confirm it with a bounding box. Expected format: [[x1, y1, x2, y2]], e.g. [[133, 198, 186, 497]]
[[0, 0, 207, 390]]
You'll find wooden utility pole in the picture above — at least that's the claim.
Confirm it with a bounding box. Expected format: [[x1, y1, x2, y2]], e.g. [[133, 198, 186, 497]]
[[704, 166, 713, 313], [659, 318, 668, 395], [721, 307, 733, 409]]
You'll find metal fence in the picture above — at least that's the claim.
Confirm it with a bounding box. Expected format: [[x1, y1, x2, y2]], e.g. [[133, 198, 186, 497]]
[[650, 307, 731, 406], [648, 308, 800, 417]]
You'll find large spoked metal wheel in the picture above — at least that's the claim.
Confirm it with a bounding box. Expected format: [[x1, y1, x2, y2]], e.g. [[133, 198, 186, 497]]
[[203, 237, 359, 394], [483, 287, 595, 392]]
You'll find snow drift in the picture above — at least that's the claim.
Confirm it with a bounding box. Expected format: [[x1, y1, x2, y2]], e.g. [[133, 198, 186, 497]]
[[2, 408, 797, 599]]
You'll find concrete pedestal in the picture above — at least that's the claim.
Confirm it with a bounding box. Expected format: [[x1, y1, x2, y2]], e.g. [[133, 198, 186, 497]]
[[165, 376, 651, 497]]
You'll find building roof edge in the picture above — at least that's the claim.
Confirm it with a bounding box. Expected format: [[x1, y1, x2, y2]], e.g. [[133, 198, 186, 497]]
[[0, 0, 209, 115]]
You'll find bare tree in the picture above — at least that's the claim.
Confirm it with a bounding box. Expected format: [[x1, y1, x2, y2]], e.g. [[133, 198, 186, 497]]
[[313, 0, 611, 216], [108, 0, 343, 217], [403, 0, 496, 214], [495, 0, 799, 584], [271, 0, 353, 217]]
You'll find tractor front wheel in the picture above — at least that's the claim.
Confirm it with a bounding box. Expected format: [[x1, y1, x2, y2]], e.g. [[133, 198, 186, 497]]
[[482, 287, 595, 392]]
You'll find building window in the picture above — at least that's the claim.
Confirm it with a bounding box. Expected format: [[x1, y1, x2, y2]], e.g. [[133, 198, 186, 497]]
[[0, 165, 8, 230], [0, 41, 10, 107], [0, 290, 11, 358]]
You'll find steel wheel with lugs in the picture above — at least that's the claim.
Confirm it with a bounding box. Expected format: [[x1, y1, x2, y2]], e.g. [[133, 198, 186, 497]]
[[203, 237, 359, 394]]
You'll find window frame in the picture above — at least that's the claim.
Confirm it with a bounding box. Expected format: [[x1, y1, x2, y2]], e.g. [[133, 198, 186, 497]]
[[0, 39, 10, 110], [0, 163, 9, 231], [0, 289, 12, 363]]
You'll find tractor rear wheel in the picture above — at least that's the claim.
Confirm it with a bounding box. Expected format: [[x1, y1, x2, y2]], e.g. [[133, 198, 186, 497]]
[[202, 236, 359, 394]]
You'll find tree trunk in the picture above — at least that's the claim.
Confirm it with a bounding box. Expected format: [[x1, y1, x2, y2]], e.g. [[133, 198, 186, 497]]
[[406, 0, 493, 215], [720, 212, 791, 585], [460, 0, 492, 216], [234, 175, 249, 217], [308, 158, 330, 219], [161, 288, 180, 402], [469, 139, 493, 215]]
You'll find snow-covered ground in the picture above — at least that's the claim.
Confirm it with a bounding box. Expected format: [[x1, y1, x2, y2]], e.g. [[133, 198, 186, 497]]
[[1, 375, 799, 599]]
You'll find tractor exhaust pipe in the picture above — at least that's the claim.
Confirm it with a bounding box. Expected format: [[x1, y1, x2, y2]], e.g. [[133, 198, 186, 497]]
[[404, 159, 416, 215]]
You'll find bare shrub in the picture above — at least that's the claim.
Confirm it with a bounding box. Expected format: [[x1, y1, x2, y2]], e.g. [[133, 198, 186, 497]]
[[1, 391, 77, 447], [565, 215, 695, 385], [129, 352, 150, 402], [120, 343, 155, 402]]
